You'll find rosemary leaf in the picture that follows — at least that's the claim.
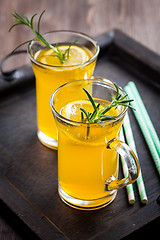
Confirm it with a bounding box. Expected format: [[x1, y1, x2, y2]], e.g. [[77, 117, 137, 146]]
[[80, 84, 135, 138], [80, 108, 90, 121], [31, 13, 37, 29], [9, 10, 77, 63], [82, 88, 97, 111], [37, 10, 45, 33], [11, 40, 33, 53]]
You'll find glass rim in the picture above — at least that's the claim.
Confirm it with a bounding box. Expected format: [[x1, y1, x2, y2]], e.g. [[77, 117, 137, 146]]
[[27, 30, 100, 68], [50, 78, 128, 127]]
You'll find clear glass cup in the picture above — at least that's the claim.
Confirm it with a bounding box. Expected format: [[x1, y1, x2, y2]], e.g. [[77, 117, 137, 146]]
[[50, 78, 140, 210], [28, 30, 99, 149]]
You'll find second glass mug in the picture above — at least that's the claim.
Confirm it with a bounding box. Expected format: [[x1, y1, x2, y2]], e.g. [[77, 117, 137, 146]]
[[28, 30, 99, 149], [50, 78, 140, 210]]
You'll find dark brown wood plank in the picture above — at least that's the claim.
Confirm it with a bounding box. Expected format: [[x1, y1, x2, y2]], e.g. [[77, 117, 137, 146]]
[[0, 174, 66, 240]]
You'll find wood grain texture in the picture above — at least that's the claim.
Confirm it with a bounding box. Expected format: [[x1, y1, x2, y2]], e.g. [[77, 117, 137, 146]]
[[1, 0, 160, 59], [0, 0, 160, 239]]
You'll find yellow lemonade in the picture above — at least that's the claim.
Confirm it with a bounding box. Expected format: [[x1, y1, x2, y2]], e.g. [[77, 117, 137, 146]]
[[31, 45, 96, 143], [58, 99, 122, 200]]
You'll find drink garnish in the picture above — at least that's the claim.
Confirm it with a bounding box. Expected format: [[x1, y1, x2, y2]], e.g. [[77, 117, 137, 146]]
[[9, 10, 77, 64], [80, 83, 135, 138]]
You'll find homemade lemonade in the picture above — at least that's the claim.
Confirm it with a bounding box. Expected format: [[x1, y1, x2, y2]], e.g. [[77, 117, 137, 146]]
[[31, 43, 97, 147], [50, 79, 139, 209], [10, 12, 99, 149], [58, 99, 121, 201]]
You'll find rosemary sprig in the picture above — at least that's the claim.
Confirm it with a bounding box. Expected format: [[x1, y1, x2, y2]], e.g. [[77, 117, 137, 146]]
[[9, 10, 75, 64], [80, 83, 135, 138]]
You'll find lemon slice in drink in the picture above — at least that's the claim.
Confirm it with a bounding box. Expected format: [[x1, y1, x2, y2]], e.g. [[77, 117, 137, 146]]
[[61, 100, 94, 122], [35, 45, 91, 66], [61, 99, 120, 122]]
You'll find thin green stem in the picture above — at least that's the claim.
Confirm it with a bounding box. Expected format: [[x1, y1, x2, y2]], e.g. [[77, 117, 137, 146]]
[[9, 10, 76, 63]]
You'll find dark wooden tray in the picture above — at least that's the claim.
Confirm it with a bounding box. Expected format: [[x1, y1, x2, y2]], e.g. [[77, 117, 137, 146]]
[[0, 29, 160, 240]]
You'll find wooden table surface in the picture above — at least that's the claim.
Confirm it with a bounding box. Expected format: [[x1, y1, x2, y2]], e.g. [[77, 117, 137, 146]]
[[0, 0, 160, 239]]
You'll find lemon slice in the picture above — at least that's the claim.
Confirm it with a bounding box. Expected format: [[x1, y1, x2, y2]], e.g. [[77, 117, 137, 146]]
[[61, 46, 90, 66], [35, 45, 91, 66], [61, 100, 94, 122], [61, 99, 119, 122]]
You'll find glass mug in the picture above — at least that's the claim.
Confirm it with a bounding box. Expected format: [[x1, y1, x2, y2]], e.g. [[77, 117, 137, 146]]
[[28, 30, 99, 149], [50, 78, 139, 210]]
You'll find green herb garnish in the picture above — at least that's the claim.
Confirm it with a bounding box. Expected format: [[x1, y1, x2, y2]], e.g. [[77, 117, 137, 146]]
[[9, 10, 76, 64], [80, 83, 135, 138]]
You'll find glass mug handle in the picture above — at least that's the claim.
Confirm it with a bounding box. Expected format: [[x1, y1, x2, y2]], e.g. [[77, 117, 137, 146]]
[[105, 138, 140, 191]]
